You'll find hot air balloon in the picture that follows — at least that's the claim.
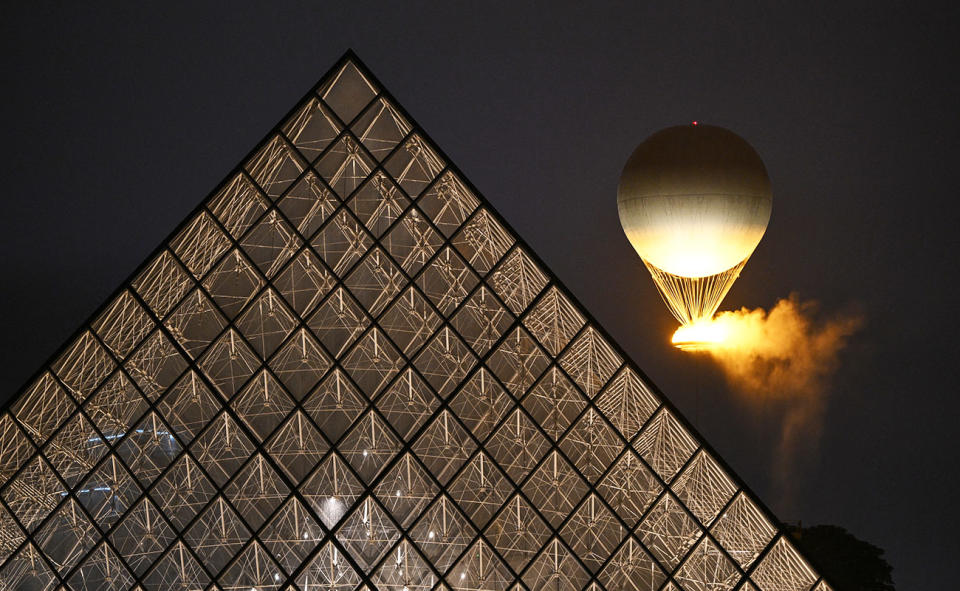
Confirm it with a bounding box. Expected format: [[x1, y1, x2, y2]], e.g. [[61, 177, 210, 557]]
[[617, 124, 772, 347]]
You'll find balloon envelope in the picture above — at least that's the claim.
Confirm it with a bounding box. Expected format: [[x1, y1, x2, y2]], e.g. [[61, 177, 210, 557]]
[[617, 124, 772, 278]]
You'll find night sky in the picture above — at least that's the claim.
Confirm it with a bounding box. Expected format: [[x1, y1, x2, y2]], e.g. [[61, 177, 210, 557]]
[[2, 3, 957, 587]]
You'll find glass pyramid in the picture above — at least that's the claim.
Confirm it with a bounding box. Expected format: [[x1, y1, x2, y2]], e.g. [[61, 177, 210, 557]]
[[0, 51, 830, 591]]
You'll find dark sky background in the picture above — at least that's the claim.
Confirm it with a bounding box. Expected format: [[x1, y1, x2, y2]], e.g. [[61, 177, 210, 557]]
[[2, 2, 957, 588]]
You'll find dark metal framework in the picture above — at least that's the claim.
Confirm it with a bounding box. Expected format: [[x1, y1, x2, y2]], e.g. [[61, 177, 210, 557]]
[[0, 51, 830, 591]]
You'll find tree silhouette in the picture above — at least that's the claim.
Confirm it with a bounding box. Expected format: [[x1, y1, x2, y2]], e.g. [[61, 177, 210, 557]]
[[788, 524, 895, 591]]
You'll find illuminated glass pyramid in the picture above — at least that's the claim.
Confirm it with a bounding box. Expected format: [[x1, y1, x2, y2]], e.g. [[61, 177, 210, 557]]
[[0, 52, 829, 591]]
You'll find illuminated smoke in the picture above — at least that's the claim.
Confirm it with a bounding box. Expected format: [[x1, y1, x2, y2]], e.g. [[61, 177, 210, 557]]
[[683, 295, 862, 510]]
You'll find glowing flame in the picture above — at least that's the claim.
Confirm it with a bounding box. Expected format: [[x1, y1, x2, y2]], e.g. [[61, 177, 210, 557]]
[[672, 317, 731, 351]]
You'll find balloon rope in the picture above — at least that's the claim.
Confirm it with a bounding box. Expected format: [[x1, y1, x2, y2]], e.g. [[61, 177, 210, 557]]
[[643, 258, 748, 326]]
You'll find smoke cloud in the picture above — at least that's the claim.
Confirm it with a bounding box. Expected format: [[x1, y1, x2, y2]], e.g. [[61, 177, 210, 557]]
[[701, 295, 862, 510]]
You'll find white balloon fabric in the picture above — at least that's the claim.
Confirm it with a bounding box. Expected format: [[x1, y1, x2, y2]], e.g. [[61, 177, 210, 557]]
[[618, 124, 772, 323]]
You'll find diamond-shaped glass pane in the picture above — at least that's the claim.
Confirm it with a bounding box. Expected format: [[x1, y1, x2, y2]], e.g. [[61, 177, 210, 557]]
[[307, 286, 371, 358], [372, 539, 436, 591], [418, 171, 479, 237], [165, 288, 228, 360], [596, 366, 660, 442], [37, 497, 97, 575], [376, 369, 438, 441], [487, 408, 550, 483], [634, 408, 698, 483], [224, 453, 289, 530], [560, 408, 622, 484], [675, 536, 740, 591], [261, 496, 323, 575], [672, 451, 737, 526], [560, 493, 624, 573], [448, 367, 512, 443], [190, 412, 256, 487], [316, 134, 375, 199], [300, 452, 364, 530], [750, 536, 817, 591], [522, 450, 588, 529], [523, 538, 590, 591], [523, 366, 586, 441], [486, 493, 551, 572], [637, 493, 703, 571], [274, 248, 336, 317], [77, 454, 140, 532], [283, 97, 342, 160], [413, 410, 476, 485], [296, 541, 360, 590], [349, 170, 410, 237], [185, 496, 250, 574], [379, 286, 441, 357], [240, 209, 302, 278], [382, 206, 443, 274], [345, 247, 406, 316], [43, 412, 107, 488], [246, 135, 306, 199], [303, 369, 367, 444], [384, 134, 445, 198], [352, 96, 411, 160], [203, 249, 265, 320], [236, 288, 298, 359], [342, 329, 402, 398], [710, 492, 775, 570], [374, 452, 438, 529], [598, 535, 665, 591], [598, 450, 661, 528], [93, 289, 156, 360], [447, 452, 513, 529], [451, 286, 512, 356], [409, 494, 476, 574], [266, 410, 329, 484], [150, 454, 216, 530], [14, 372, 76, 445], [70, 542, 135, 591], [416, 246, 478, 316], [339, 411, 401, 485], [111, 497, 176, 577], [0, 413, 34, 482], [336, 496, 400, 572], [414, 327, 476, 399], [487, 327, 550, 399], [208, 173, 270, 240]]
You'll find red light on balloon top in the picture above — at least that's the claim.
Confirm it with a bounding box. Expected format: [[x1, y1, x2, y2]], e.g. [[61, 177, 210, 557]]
[[691, 121, 698, 126]]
